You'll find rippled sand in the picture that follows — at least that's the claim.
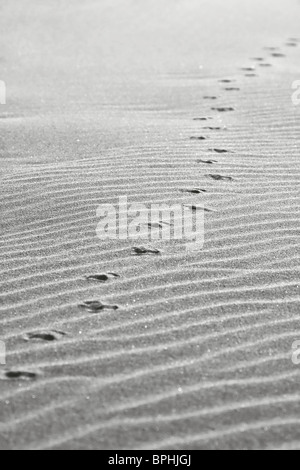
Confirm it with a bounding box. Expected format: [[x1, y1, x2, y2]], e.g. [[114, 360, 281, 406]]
[[1, 0, 300, 450]]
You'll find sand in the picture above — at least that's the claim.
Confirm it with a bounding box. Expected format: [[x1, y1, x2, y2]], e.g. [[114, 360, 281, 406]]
[[1, 0, 300, 450]]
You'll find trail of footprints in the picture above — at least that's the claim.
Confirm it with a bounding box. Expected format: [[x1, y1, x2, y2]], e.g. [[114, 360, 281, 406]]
[[188, 37, 296, 199], [2, 36, 299, 382]]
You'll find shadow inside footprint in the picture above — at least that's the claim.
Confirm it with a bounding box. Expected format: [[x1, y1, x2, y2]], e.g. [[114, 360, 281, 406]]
[[219, 79, 234, 83], [24, 331, 66, 342], [79, 301, 119, 312], [132, 246, 161, 256], [209, 148, 229, 154], [182, 188, 207, 194], [184, 205, 214, 213], [197, 159, 217, 164], [1, 370, 40, 381], [144, 222, 170, 229], [206, 174, 234, 182], [203, 126, 227, 131], [86, 273, 119, 283], [212, 107, 235, 112]]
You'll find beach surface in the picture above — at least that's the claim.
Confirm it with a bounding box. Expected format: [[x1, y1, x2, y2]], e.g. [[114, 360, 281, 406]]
[[1, 0, 300, 450]]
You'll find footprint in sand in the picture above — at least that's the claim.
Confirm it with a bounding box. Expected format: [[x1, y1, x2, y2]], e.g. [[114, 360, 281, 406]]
[[1, 370, 40, 381], [23, 331, 66, 342], [132, 247, 161, 256], [245, 73, 257, 77], [224, 87, 240, 92], [271, 52, 286, 58], [211, 107, 235, 112], [86, 273, 120, 283], [264, 47, 279, 51], [197, 159, 217, 165], [193, 117, 212, 121], [206, 174, 234, 182], [0, 113, 22, 120], [203, 96, 218, 100], [241, 67, 256, 72], [209, 148, 230, 154], [286, 39, 299, 47], [190, 136, 207, 141], [219, 79, 235, 83], [203, 126, 227, 131], [79, 301, 119, 312], [252, 58, 264, 62], [184, 204, 215, 213], [181, 188, 207, 194], [143, 222, 170, 230], [259, 63, 272, 67]]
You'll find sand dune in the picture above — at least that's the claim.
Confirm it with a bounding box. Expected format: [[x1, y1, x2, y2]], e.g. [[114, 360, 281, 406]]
[[1, 0, 300, 450]]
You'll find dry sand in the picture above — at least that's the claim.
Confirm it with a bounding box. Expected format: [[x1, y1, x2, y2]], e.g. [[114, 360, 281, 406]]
[[1, 0, 300, 450]]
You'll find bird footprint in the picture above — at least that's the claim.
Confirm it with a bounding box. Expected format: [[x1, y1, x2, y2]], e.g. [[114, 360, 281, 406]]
[[184, 205, 214, 213], [219, 79, 234, 83], [132, 246, 161, 256], [79, 301, 119, 312], [24, 330, 66, 342], [86, 273, 119, 283], [212, 107, 235, 112], [1, 370, 40, 381], [143, 222, 170, 229], [197, 159, 217, 164], [206, 174, 234, 182], [209, 148, 229, 154], [203, 126, 227, 131], [181, 188, 207, 194]]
